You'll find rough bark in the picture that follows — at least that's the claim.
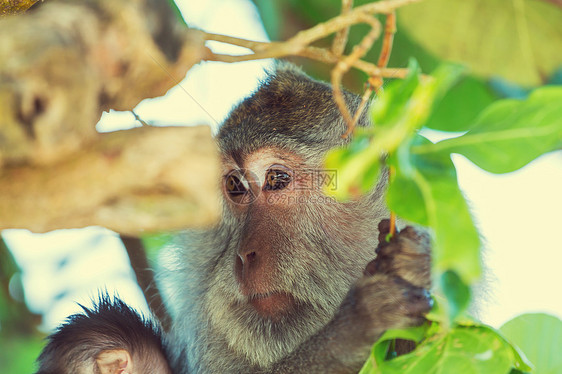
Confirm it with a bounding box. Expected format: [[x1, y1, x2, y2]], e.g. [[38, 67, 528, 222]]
[[0, 126, 220, 234], [0, 0, 39, 15], [0, 0, 220, 234]]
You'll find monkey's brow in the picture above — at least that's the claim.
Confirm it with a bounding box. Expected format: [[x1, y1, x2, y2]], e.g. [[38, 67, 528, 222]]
[[228, 149, 244, 168]]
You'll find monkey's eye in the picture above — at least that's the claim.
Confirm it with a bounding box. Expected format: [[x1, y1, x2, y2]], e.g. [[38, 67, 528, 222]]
[[224, 170, 260, 205], [226, 174, 247, 196], [264, 169, 291, 191]]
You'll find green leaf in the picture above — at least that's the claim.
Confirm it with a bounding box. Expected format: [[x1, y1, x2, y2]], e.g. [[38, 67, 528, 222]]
[[252, 0, 282, 40], [440, 270, 471, 322], [359, 325, 429, 374], [141, 232, 175, 263], [500, 313, 562, 374], [368, 325, 524, 374], [325, 61, 465, 200], [425, 76, 497, 132], [398, 0, 562, 86], [324, 128, 381, 200], [416, 86, 562, 174], [372, 62, 464, 142], [371, 59, 421, 127], [387, 136, 482, 284]]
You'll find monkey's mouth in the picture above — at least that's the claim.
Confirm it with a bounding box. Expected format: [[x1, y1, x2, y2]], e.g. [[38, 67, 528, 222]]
[[248, 291, 295, 319]]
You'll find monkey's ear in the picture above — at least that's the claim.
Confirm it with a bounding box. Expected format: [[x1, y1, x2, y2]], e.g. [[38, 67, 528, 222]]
[[96, 349, 134, 374]]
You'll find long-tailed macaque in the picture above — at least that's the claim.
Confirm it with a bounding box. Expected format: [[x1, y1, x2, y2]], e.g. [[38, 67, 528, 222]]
[[36, 63, 432, 374]]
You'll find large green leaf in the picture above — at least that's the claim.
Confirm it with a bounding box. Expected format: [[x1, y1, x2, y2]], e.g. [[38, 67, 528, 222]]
[[414, 86, 562, 174], [440, 270, 471, 322], [359, 325, 429, 374], [500, 313, 562, 374], [387, 136, 482, 291], [364, 324, 532, 374], [252, 0, 283, 40], [399, 0, 562, 86], [425, 76, 497, 132]]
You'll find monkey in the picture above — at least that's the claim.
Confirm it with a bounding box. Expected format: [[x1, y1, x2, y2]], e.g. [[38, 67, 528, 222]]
[[35, 295, 171, 374], [35, 63, 432, 373], [159, 63, 433, 373]]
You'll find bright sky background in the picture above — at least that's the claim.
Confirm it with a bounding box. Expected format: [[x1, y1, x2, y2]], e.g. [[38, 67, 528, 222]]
[[3, 0, 562, 333]]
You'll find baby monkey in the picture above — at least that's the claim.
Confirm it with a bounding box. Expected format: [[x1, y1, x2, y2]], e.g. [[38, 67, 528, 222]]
[[36, 295, 170, 374]]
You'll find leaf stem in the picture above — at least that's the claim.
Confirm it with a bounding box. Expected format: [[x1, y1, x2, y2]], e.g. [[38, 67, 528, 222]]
[[388, 165, 397, 238]]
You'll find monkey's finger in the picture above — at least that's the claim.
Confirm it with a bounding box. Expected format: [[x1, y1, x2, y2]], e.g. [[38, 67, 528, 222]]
[[399, 226, 431, 253], [377, 219, 392, 246]]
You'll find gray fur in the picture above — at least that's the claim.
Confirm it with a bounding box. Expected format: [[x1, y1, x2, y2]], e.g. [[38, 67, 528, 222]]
[[160, 64, 432, 373]]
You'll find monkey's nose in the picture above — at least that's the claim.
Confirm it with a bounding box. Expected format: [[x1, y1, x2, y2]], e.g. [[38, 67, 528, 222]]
[[238, 250, 257, 265]]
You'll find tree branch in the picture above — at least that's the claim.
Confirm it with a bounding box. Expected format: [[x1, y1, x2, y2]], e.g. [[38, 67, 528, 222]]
[[332, 0, 354, 57], [0, 0, 422, 235], [201, 0, 421, 81], [0, 0, 206, 167], [120, 235, 171, 331], [0, 126, 220, 235]]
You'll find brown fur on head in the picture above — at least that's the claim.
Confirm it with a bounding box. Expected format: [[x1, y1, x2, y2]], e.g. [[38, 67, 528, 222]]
[[217, 63, 366, 163]]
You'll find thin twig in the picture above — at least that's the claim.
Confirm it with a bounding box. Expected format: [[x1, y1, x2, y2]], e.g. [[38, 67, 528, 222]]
[[388, 167, 397, 238], [332, 0, 354, 56], [377, 11, 397, 69], [331, 14, 381, 135], [131, 110, 149, 127], [203, 32, 271, 51], [201, 0, 421, 77], [199, 0, 422, 138], [367, 11, 398, 94], [342, 84, 374, 138], [288, 0, 417, 46]]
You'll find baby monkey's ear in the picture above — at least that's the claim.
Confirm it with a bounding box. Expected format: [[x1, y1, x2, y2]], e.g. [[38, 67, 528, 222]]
[[96, 349, 134, 374]]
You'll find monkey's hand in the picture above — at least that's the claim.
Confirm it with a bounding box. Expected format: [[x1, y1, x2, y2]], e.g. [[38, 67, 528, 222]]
[[368, 219, 432, 289], [351, 220, 433, 344], [270, 222, 433, 374]]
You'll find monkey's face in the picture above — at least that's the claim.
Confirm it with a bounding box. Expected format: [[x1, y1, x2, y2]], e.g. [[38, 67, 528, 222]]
[[199, 65, 386, 366], [203, 145, 384, 365]]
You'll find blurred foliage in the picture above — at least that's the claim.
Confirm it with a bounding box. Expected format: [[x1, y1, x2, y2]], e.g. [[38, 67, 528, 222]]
[[0, 238, 44, 373], [399, 0, 562, 86], [360, 316, 539, 374], [500, 313, 562, 374], [254, 0, 562, 88], [324, 60, 562, 371], [253, 0, 442, 92], [0, 334, 45, 374], [141, 232, 175, 265], [425, 76, 496, 132]]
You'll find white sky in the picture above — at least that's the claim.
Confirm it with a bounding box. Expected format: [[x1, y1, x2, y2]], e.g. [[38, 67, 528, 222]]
[[2, 0, 561, 333]]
